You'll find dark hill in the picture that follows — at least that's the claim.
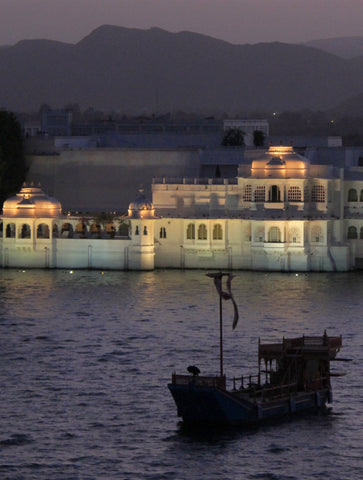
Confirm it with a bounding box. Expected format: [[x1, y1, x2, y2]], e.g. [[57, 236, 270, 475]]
[[305, 36, 363, 59], [1, 25, 363, 114], [329, 92, 363, 117]]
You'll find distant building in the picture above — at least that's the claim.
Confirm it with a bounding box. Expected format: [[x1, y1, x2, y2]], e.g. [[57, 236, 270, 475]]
[[41, 109, 73, 136], [1, 146, 362, 271], [22, 120, 41, 138], [223, 119, 269, 146], [0, 184, 155, 271], [152, 145, 362, 271]]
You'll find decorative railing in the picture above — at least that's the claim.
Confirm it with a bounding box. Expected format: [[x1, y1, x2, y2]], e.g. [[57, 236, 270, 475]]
[[153, 177, 238, 185]]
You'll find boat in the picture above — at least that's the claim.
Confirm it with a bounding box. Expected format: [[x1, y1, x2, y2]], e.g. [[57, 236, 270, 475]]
[[168, 273, 346, 426]]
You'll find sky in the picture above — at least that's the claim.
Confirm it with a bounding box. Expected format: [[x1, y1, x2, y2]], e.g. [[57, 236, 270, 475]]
[[0, 0, 362, 47]]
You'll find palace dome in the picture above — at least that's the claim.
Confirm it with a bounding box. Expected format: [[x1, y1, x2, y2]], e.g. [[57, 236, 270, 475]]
[[128, 189, 155, 219], [251, 146, 309, 178], [2, 183, 62, 218]]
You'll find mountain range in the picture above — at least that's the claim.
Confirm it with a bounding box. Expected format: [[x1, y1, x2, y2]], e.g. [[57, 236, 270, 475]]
[[304, 36, 363, 59], [0, 25, 362, 115]]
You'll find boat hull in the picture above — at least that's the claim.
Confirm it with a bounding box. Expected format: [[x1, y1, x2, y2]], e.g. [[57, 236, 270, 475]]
[[168, 382, 332, 426]]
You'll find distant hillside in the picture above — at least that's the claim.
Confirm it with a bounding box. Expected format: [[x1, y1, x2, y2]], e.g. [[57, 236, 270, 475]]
[[1, 25, 363, 114], [329, 92, 363, 117], [305, 36, 363, 59]]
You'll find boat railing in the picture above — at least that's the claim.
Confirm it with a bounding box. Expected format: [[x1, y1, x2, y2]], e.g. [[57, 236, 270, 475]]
[[232, 374, 261, 390], [171, 373, 226, 389], [259, 334, 342, 358], [259, 382, 298, 401], [232, 375, 298, 399]]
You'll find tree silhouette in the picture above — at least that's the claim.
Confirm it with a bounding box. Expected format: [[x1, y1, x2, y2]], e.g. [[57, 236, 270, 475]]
[[253, 130, 265, 147], [221, 128, 245, 146], [0, 111, 26, 209]]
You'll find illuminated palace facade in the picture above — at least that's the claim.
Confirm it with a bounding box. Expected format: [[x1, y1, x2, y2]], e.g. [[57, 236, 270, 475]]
[[1, 146, 362, 271]]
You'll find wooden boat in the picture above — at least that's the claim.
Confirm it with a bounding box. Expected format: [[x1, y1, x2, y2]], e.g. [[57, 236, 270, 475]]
[[168, 273, 345, 426]]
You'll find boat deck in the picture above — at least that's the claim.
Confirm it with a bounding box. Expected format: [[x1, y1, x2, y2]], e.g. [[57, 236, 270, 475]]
[[259, 334, 342, 360]]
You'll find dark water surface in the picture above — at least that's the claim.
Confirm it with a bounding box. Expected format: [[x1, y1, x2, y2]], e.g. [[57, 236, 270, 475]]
[[0, 270, 362, 480]]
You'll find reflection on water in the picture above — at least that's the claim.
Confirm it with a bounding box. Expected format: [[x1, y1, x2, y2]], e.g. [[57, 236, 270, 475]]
[[0, 269, 362, 480]]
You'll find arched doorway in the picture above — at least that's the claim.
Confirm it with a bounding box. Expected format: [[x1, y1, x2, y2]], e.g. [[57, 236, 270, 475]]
[[269, 185, 281, 202]]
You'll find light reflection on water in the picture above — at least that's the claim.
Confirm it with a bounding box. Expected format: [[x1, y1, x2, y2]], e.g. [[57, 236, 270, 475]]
[[0, 269, 362, 480]]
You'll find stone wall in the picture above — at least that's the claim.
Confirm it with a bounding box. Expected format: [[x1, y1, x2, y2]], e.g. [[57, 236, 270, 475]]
[[26, 148, 200, 213]]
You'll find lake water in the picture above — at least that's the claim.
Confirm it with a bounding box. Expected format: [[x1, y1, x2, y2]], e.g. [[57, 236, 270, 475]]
[[0, 269, 362, 480]]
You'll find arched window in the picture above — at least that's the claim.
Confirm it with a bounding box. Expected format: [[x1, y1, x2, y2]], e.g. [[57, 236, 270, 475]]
[[37, 223, 49, 239], [90, 223, 101, 236], [118, 222, 130, 237], [268, 227, 281, 243], [198, 224, 207, 240], [213, 224, 223, 240], [105, 223, 116, 234], [159, 227, 166, 239], [105, 223, 116, 238], [75, 221, 87, 236], [143, 226, 148, 235], [20, 224, 31, 239], [254, 186, 265, 202], [135, 226, 139, 235], [311, 185, 325, 202], [6, 223, 16, 238], [186, 224, 195, 240], [61, 223, 74, 238], [360, 189, 363, 202], [360, 227, 363, 240], [348, 189, 358, 202], [52, 224, 59, 238], [288, 186, 302, 202], [347, 226, 358, 239]]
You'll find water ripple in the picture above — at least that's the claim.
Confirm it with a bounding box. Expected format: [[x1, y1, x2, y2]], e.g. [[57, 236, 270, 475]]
[[0, 270, 361, 480]]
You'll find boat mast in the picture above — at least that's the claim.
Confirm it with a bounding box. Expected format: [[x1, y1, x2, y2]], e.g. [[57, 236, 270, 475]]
[[207, 272, 239, 378], [206, 272, 227, 378], [219, 289, 223, 377]]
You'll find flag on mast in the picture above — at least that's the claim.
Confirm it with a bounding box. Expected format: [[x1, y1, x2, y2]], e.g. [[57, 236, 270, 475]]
[[207, 273, 239, 329]]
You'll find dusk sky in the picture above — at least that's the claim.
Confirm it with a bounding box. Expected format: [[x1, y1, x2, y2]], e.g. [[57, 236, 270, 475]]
[[0, 0, 362, 47]]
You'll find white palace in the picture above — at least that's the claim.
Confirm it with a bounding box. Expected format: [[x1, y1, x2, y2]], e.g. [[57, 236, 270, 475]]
[[1, 146, 362, 271]]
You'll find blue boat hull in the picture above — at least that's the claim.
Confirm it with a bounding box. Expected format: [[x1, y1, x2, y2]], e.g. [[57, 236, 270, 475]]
[[168, 383, 332, 425]]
